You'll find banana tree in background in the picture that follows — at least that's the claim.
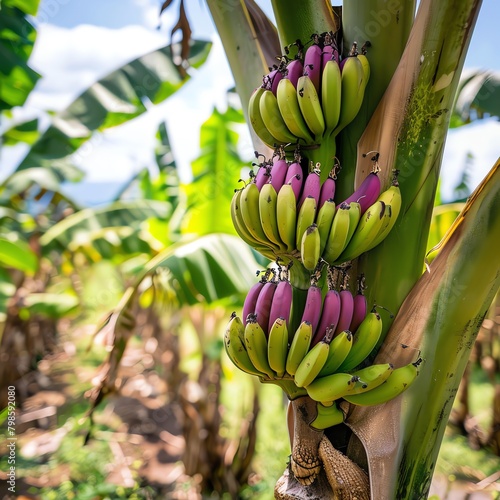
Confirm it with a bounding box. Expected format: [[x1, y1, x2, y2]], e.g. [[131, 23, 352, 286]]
[[186, 0, 499, 498]]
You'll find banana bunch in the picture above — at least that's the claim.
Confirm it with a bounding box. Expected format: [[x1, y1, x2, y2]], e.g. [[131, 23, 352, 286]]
[[224, 270, 421, 428], [249, 35, 370, 148], [232, 156, 402, 270]]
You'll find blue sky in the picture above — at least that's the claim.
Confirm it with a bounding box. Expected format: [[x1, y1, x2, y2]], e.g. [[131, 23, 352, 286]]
[[3, 0, 500, 203]]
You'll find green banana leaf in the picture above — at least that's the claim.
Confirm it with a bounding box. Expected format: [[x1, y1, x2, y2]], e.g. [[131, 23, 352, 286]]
[[21, 292, 80, 319], [40, 200, 174, 256], [347, 158, 500, 498], [453, 68, 500, 124], [0, 269, 16, 324], [0, 236, 38, 274], [0, 0, 40, 110], [181, 106, 248, 236], [87, 233, 263, 415], [1, 118, 39, 146], [14, 39, 211, 171]]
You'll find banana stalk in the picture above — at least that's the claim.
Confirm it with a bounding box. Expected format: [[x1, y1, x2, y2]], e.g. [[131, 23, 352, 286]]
[[346, 158, 500, 498]]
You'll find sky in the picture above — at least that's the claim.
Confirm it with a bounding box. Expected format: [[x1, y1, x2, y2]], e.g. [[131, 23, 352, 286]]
[[3, 0, 500, 203]]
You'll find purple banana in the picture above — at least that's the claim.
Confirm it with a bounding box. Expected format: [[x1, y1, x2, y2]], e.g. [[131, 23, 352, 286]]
[[286, 59, 304, 88], [267, 279, 293, 331], [254, 162, 271, 191], [334, 289, 354, 336], [318, 172, 336, 209], [303, 44, 322, 93], [242, 279, 265, 325], [301, 285, 323, 335], [321, 44, 335, 68], [298, 168, 321, 210], [341, 171, 381, 215], [254, 280, 277, 334], [311, 289, 341, 347], [263, 68, 283, 95], [350, 292, 368, 333], [284, 161, 303, 201], [269, 158, 288, 193]]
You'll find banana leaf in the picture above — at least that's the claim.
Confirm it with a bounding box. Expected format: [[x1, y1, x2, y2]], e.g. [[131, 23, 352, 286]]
[[0, 236, 38, 274], [0, 0, 40, 110], [21, 292, 80, 319], [86, 233, 262, 415], [40, 200, 173, 256], [13, 39, 211, 171]]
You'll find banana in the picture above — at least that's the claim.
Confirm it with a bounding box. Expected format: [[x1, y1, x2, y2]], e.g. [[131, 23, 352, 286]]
[[310, 401, 345, 430], [341, 170, 381, 215], [357, 53, 371, 90], [259, 183, 286, 251], [259, 88, 298, 145], [276, 183, 297, 252], [335, 289, 354, 336], [300, 284, 323, 336], [224, 313, 265, 377], [306, 371, 359, 402], [337, 310, 383, 372], [297, 75, 325, 140], [254, 280, 277, 332], [313, 289, 341, 347], [343, 361, 420, 406], [337, 201, 387, 263], [322, 203, 351, 264], [286, 320, 313, 376], [301, 224, 321, 271], [298, 167, 321, 209], [369, 181, 403, 248], [276, 78, 315, 144], [284, 160, 304, 201], [303, 44, 322, 93], [269, 157, 289, 193], [321, 59, 342, 134], [244, 314, 275, 378], [296, 196, 317, 250], [240, 182, 275, 250], [345, 201, 362, 245], [248, 87, 278, 147], [317, 330, 353, 377], [267, 317, 289, 378], [350, 288, 368, 333], [242, 277, 265, 325], [231, 188, 261, 249], [318, 170, 336, 209], [316, 199, 336, 256], [254, 161, 271, 191], [286, 59, 304, 88], [333, 55, 366, 135], [268, 278, 293, 331], [350, 363, 394, 393], [294, 332, 332, 388]]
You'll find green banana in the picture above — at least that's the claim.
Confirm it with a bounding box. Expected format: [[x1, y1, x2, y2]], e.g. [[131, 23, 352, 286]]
[[248, 87, 278, 147], [305, 371, 359, 402], [369, 183, 403, 248], [300, 224, 321, 271], [259, 88, 298, 145], [333, 56, 366, 135], [276, 78, 315, 144], [337, 311, 383, 372], [317, 330, 353, 377], [296, 75, 325, 141], [310, 401, 345, 430], [350, 363, 394, 393], [345, 201, 361, 246], [296, 196, 317, 249], [259, 183, 286, 251], [244, 314, 275, 379], [316, 198, 336, 256], [294, 335, 331, 388], [343, 361, 420, 406], [321, 59, 342, 134], [322, 203, 351, 264], [267, 317, 289, 378], [224, 313, 265, 377], [286, 321, 313, 376], [240, 182, 277, 251], [276, 184, 297, 253], [357, 53, 371, 90], [337, 200, 387, 263]]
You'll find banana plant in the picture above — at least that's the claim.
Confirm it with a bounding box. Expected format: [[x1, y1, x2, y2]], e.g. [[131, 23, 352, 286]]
[[201, 0, 500, 497]]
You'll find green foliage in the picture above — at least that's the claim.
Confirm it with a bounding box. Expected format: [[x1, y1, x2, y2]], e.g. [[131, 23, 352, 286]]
[[0, 235, 38, 273], [182, 106, 248, 236], [0, 0, 40, 110]]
